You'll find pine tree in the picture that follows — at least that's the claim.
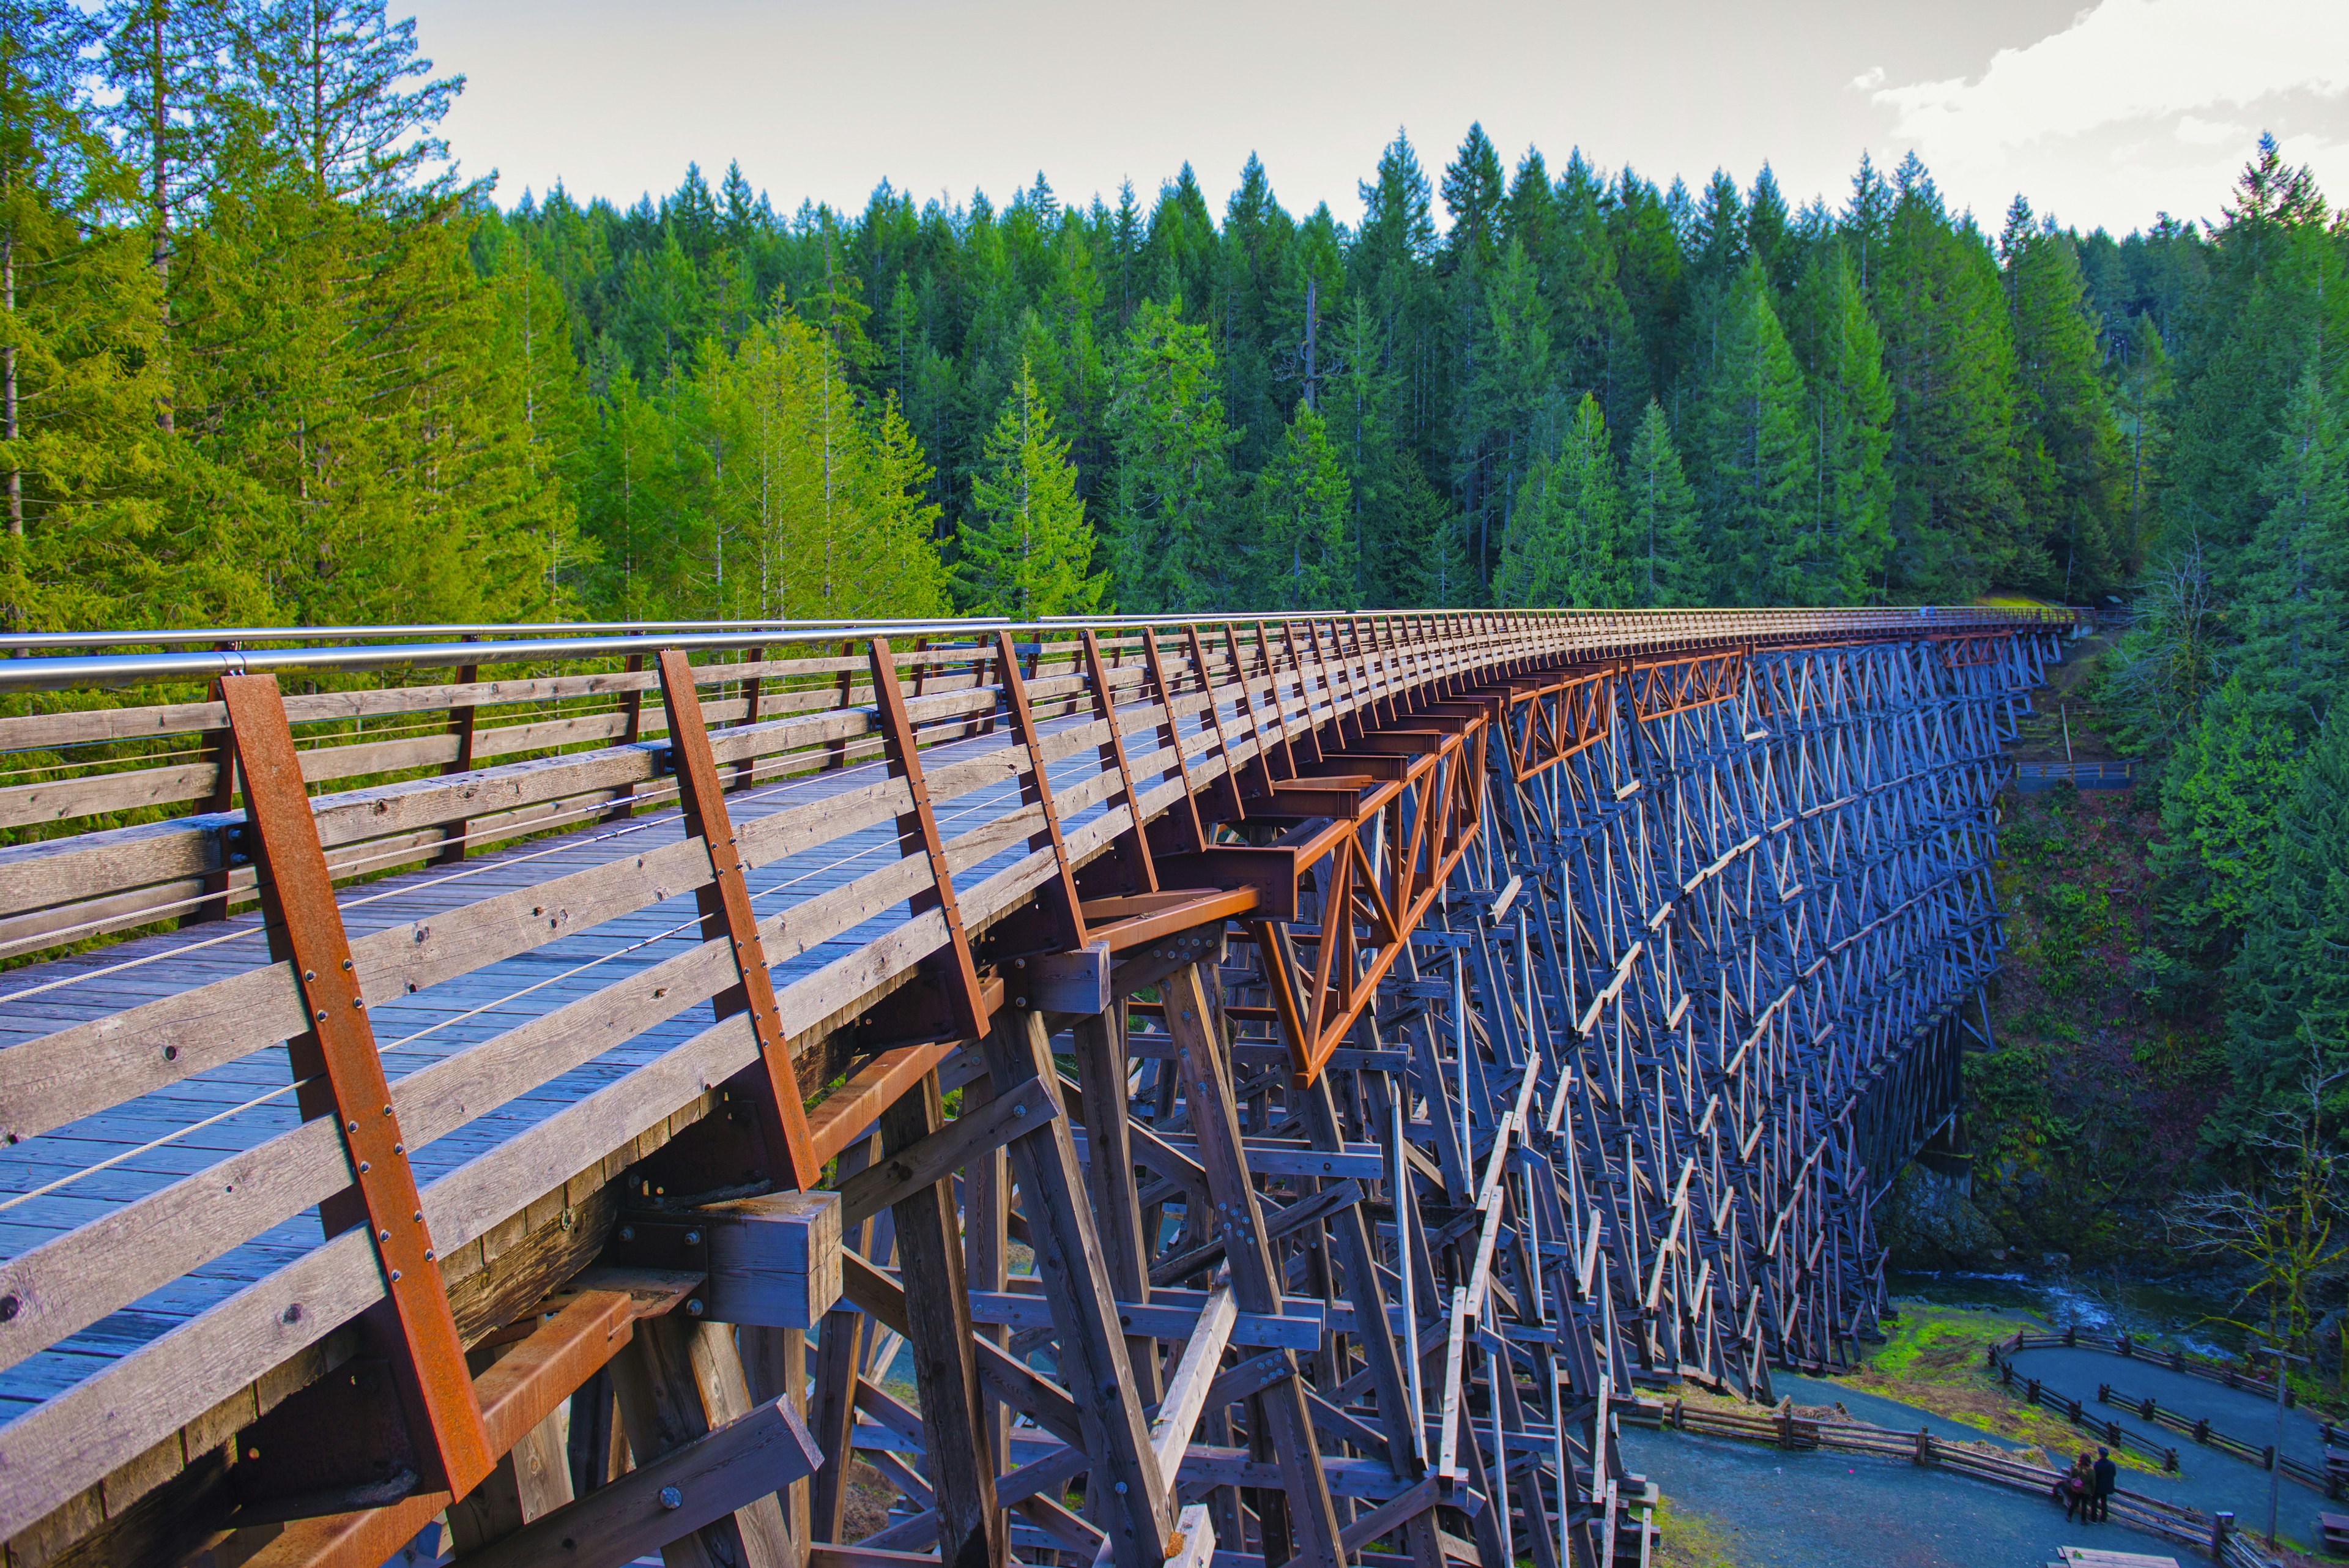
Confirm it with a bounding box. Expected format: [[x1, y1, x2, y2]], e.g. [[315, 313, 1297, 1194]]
[[236, 0, 462, 203], [959, 357, 1102, 619], [2153, 675, 2305, 961], [2226, 712, 2349, 1124], [1789, 244, 1893, 601], [1873, 162, 2022, 597], [1496, 393, 1623, 607], [1104, 295, 1236, 612], [1622, 399, 1701, 606], [2109, 311, 2170, 579], [1247, 403, 1353, 611], [2003, 203, 2123, 595], [1688, 261, 1811, 603], [2235, 370, 2349, 731]]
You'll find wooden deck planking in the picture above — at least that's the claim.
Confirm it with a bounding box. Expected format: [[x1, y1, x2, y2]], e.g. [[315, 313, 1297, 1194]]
[[0, 716, 1082, 1417]]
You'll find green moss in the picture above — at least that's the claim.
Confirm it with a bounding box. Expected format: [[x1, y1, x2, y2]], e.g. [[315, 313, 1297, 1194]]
[[1646, 1493, 1740, 1568]]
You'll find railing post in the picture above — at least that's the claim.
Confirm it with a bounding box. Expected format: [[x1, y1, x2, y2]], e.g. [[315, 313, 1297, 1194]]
[[219, 673, 493, 1498], [732, 642, 765, 789], [655, 648, 823, 1191], [1142, 627, 1209, 854], [434, 634, 482, 866], [1080, 629, 1159, 896], [603, 651, 648, 822], [867, 637, 989, 1041], [185, 640, 241, 927], [992, 629, 1086, 951]]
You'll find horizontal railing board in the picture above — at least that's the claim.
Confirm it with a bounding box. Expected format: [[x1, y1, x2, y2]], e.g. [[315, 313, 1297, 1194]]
[[0, 608, 2065, 1545]]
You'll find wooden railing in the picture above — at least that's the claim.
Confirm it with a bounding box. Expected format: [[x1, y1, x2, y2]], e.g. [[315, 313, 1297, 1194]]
[[0, 604, 2066, 1550]]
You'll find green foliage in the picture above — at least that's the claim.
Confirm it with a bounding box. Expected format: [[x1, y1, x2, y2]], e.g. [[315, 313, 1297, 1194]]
[[1496, 394, 1622, 607], [2225, 714, 2349, 1128], [1620, 401, 1701, 606], [1244, 403, 1354, 611], [958, 357, 1102, 619], [1688, 261, 1811, 603], [2154, 677, 2304, 959], [1103, 295, 1236, 613]]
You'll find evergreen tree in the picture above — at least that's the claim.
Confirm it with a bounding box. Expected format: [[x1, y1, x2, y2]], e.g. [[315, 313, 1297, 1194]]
[[1104, 295, 1236, 612], [237, 0, 463, 203], [1622, 399, 1701, 606], [2109, 310, 2170, 579], [1688, 261, 1811, 602], [2002, 199, 2123, 595], [1246, 403, 1353, 611], [2235, 370, 2349, 730], [1874, 161, 2022, 596], [958, 357, 1102, 619], [2153, 675, 2306, 962], [2226, 712, 2349, 1126], [1789, 244, 1893, 601], [1496, 394, 1623, 607]]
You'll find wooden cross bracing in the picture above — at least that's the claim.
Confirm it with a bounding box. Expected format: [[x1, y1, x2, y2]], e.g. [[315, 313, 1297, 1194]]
[[0, 608, 2062, 1568]]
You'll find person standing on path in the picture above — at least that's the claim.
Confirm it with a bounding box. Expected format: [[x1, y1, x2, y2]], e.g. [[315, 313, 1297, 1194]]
[[2091, 1448, 2117, 1522], [2061, 1452, 2092, 1522]]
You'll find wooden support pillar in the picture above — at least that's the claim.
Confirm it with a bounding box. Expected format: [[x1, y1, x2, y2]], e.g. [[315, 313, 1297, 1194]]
[[741, 1326, 812, 1559], [610, 1312, 795, 1568], [809, 1135, 881, 1541], [878, 1072, 1004, 1568], [1162, 963, 1344, 1568], [978, 1009, 1173, 1568], [1071, 1009, 1159, 1401]]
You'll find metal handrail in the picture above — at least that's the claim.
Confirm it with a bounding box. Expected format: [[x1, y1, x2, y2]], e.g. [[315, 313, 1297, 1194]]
[[0, 605, 2072, 693]]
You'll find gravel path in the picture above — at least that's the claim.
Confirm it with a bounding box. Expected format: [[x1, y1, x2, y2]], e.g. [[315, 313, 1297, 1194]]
[[1625, 1359, 2340, 1565]]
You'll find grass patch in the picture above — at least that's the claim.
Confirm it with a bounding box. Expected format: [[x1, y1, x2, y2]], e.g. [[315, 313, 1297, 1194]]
[[1646, 1493, 1740, 1568], [1833, 1304, 2164, 1473]]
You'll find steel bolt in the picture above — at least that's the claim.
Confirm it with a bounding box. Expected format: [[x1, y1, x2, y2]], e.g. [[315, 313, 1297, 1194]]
[[659, 1485, 684, 1510], [687, 1298, 705, 1317], [683, 1230, 702, 1246], [619, 1226, 636, 1243]]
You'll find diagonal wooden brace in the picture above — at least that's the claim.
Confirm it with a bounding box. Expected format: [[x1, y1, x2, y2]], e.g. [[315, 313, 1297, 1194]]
[[993, 630, 1086, 951], [218, 674, 494, 1501], [867, 637, 989, 1042], [656, 648, 823, 1192], [1081, 630, 1159, 896]]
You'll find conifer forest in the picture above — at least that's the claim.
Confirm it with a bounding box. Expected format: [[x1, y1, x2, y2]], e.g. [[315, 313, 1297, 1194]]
[[7, 0, 2349, 1265]]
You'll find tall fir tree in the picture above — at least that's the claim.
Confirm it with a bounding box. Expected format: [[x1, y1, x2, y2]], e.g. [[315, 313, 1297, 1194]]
[[1788, 244, 1893, 601], [2235, 369, 2349, 732], [2001, 198, 2123, 595], [958, 357, 1102, 619], [1688, 261, 1811, 603], [1622, 400, 1701, 606], [1246, 403, 1354, 611], [1496, 394, 1624, 607], [1104, 295, 1236, 612]]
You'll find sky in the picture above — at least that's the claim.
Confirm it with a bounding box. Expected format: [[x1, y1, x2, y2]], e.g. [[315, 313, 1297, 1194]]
[[410, 0, 2349, 238]]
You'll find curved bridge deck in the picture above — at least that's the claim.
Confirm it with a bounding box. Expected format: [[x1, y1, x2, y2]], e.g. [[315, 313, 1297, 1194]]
[[0, 609, 2062, 1568]]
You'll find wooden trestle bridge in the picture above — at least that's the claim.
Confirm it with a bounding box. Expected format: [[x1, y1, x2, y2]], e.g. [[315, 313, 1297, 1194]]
[[0, 607, 2065, 1568]]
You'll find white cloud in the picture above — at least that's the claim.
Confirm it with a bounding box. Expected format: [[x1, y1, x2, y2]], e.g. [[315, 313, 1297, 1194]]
[[2173, 114, 2249, 146], [1851, 65, 1885, 92], [1871, 0, 2349, 155]]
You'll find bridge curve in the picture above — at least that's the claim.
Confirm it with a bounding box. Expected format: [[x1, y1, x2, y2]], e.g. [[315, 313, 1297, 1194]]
[[0, 607, 2063, 1568]]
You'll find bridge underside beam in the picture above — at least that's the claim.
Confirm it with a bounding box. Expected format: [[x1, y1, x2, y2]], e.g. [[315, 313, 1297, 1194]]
[[0, 613, 2056, 1568]]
